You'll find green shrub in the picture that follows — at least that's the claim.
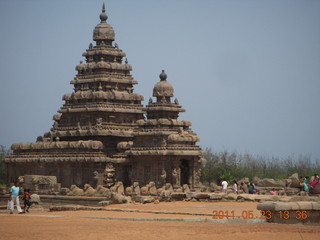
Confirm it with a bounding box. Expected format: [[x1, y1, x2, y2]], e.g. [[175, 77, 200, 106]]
[[201, 148, 320, 186]]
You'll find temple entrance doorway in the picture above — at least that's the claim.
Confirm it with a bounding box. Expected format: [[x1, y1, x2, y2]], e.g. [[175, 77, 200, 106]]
[[180, 160, 189, 185], [122, 166, 132, 187]]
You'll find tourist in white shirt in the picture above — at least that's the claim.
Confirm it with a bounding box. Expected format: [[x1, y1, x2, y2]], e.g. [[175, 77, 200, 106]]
[[221, 179, 228, 193]]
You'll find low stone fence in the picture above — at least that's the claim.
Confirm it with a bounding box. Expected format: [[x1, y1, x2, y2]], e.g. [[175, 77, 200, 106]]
[[257, 201, 320, 224]]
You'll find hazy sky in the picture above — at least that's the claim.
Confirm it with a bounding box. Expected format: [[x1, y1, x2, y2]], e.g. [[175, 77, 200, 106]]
[[0, 0, 319, 160]]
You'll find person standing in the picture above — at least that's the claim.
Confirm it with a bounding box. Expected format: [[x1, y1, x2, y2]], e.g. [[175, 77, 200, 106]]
[[9, 181, 23, 214], [221, 179, 228, 193], [232, 181, 238, 194]]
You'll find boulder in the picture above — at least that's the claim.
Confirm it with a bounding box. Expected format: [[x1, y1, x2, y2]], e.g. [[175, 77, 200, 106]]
[[257, 178, 285, 187], [238, 177, 250, 184], [288, 173, 300, 188], [252, 176, 261, 185], [209, 183, 219, 192]]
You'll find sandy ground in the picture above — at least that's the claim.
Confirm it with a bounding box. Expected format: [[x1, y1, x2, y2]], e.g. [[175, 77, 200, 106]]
[[0, 201, 319, 240]]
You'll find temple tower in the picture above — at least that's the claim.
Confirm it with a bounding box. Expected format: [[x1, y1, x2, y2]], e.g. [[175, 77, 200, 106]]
[[5, 5, 204, 189]]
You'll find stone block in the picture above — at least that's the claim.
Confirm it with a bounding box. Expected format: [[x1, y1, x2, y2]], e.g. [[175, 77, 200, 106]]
[[98, 201, 110, 206], [257, 202, 277, 211], [224, 193, 237, 201], [194, 193, 210, 199], [311, 202, 320, 210], [209, 193, 223, 201], [171, 192, 186, 200], [296, 201, 314, 210]]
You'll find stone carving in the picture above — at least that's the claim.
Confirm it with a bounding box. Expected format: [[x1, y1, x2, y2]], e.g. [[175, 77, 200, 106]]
[[96, 185, 111, 197], [21, 175, 59, 194], [84, 184, 98, 196], [160, 169, 166, 186], [67, 185, 84, 196], [148, 181, 157, 195], [93, 171, 104, 187], [104, 162, 115, 188], [182, 184, 190, 193], [133, 182, 141, 195], [172, 167, 180, 187], [110, 181, 124, 195]]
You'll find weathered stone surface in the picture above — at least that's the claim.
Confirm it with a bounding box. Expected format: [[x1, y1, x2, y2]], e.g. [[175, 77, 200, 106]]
[[182, 184, 190, 193], [111, 192, 127, 204], [287, 173, 300, 188], [223, 193, 238, 201], [257, 178, 285, 187], [171, 192, 186, 200], [96, 185, 111, 197], [209, 193, 223, 201], [30, 194, 41, 204], [238, 177, 250, 184], [194, 193, 210, 200], [160, 190, 173, 201], [98, 201, 110, 206], [84, 184, 98, 196], [67, 185, 84, 196], [252, 176, 261, 185]]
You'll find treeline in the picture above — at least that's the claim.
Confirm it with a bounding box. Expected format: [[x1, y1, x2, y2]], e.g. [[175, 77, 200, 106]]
[[201, 148, 320, 185], [0, 145, 10, 185]]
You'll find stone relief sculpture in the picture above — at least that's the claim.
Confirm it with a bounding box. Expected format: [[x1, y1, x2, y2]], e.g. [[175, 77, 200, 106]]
[[160, 169, 166, 186], [93, 171, 104, 187], [172, 167, 180, 187], [104, 162, 115, 187]]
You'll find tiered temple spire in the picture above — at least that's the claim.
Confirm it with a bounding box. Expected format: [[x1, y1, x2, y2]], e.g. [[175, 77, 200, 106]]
[[5, 5, 204, 189]]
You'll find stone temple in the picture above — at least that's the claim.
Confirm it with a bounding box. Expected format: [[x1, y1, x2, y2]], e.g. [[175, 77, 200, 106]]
[[5, 5, 205, 189]]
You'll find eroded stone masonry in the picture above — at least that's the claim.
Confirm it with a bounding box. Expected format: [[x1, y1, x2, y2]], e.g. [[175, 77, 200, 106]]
[[5, 5, 205, 189]]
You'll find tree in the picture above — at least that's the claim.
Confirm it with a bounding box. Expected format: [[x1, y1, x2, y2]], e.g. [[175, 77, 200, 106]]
[[0, 145, 10, 185]]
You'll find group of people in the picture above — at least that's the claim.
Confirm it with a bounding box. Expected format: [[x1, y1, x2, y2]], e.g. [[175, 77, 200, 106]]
[[221, 179, 258, 194], [221, 173, 320, 195], [8, 181, 32, 214], [300, 174, 319, 193]]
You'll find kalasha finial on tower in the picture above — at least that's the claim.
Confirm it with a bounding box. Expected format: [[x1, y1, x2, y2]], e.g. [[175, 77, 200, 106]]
[[159, 70, 167, 81], [100, 3, 108, 22]]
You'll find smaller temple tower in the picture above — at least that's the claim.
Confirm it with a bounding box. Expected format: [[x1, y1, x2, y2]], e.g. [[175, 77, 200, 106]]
[[125, 70, 205, 188]]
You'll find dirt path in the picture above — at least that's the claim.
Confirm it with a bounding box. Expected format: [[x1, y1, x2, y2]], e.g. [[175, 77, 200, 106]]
[[0, 202, 319, 240]]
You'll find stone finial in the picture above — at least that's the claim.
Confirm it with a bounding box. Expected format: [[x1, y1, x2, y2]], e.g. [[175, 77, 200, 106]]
[[159, 70, 167, 81], [100, 3, 108, 22]]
